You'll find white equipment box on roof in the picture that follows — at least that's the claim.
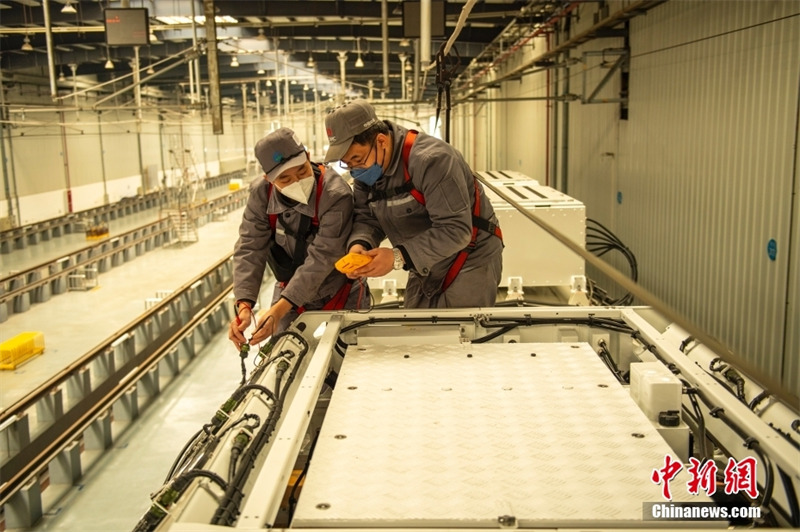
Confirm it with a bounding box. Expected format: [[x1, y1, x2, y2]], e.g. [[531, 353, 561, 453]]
[[373, 171, 585, 293], [478, 170, 585, 288]]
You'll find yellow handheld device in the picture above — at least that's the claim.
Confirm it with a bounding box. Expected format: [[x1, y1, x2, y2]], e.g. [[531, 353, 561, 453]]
[[335, 252, 372, 274]]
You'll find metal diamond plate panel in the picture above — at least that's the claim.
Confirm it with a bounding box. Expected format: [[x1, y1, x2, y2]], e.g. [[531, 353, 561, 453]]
[[293, 343, 712, 528]]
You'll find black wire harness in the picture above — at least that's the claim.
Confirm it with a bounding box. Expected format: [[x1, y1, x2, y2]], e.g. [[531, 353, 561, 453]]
[[585, 218, 638, 306], [132, 330, 308, 532]]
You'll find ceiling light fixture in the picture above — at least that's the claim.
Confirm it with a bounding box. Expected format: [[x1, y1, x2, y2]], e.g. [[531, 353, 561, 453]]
[[230, 55, 239, 67], [21, 34, 33, 52], [266, 80, 272, 87], [306, 53, 315, 68], [257, 68, 266, 74], [58, 69, 66, 82], [105, 58, 114, 70], [256, 28, 266, 41], [400, 38, 411, 47], [355, 39, 364, 68], [61, 0, 77, 14]]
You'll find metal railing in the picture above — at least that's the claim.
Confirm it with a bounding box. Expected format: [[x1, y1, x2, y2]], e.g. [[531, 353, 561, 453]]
[[0, 188, 248, 323], [0, 254, 237, 528], [0, 170, 245, 255]]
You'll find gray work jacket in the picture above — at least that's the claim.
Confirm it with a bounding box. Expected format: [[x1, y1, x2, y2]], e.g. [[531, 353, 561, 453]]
[[234, 164, 354, 308], [347, 121, 503, 300]]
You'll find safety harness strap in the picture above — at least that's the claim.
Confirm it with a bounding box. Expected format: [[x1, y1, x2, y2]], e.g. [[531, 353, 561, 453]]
[[440, 179, 482, 292], [267, 164, 326, 278], [401, 131, 426, 205], [296, 280, 354, 314], [397, 133, 502, 293]]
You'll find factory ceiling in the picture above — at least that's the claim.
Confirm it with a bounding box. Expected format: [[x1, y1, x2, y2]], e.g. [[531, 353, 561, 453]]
[[0, 1, 626, 108]]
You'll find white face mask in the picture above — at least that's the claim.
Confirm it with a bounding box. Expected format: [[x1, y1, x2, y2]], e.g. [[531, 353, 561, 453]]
[[277, 174, 314, 204]]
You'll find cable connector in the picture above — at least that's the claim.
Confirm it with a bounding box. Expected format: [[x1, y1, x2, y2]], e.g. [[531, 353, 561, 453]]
[[210, 397, 237, 430], [232, 429, 252, 455], [239, 342, 250, 359], [256, 338, 275, 360], [724, 368, 744, 385], [743, 436, 760, 449]]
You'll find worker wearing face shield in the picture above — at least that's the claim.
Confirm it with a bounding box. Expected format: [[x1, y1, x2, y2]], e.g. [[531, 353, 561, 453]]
[[324, 100, 503, 309], [229, 127, 369, 348]]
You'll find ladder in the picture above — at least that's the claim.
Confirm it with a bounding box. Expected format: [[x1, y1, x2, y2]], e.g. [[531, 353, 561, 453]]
[[165, 209, 198, 245]]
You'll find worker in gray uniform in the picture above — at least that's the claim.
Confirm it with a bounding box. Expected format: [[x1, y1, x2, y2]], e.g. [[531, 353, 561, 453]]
[[324, 100, 503, 308], [229, 127, 369, 349]]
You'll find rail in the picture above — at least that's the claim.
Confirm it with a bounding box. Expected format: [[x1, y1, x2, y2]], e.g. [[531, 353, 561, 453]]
[[0, 170, 244, 254], [0, 254, 237, 527], [0, 188, 248, 323]]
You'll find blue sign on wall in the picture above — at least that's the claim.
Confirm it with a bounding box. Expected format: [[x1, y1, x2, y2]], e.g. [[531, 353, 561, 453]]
[[767, 239, 777, 261]]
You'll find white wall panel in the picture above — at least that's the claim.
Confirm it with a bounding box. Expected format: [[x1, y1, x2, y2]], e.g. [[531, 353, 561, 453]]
[[16, 190, 69, 224], [62, 111, 102, 191], [565, 0, 799, 393], [497, 41, 550, 183], [9, 119, 65, 197], [785, 91, 800, 396]]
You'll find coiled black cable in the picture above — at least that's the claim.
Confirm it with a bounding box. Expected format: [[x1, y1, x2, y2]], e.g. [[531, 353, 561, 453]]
[[585, 218, 638, 306]]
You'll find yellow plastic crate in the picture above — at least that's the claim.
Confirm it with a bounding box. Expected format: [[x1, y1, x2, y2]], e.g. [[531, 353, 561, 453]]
[[0, 331, 45, 370]]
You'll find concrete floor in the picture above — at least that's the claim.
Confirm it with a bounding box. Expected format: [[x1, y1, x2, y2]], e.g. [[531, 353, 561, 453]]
[[1, 203, 275, 532]]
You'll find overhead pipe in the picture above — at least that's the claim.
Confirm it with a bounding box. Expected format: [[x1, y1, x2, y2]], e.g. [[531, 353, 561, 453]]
[[97, 112, 109, 204], [190, 0, 201, 105], [412, 40, 420, 102], [458, 2, 578, 93], [381, 0, 389, 95], [254, 79, 261, 124], [455, 0, 664, 99], [399, 54, 408, 100], [203, 0, 223, 134], [42, 0, 58, 98], [337, 52, 347, 103], [312, 68, 320, 155], [0, 66, 20, 227], [58, 111, 73, 213], [274, 39, 282, 123], [93, 53, 197, 107], [241, 84, 248, 160], [420, 0, 431, 70], [283, 59, 290, 122], [132, 46, 142, 120], [68, 63, 79, 112]]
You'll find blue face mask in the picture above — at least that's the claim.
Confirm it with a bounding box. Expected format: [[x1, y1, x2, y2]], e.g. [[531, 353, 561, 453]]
[[350, 164, 383, 186]]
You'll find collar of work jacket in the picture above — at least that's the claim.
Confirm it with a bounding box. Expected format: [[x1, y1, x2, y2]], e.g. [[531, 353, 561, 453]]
[[377, 120, 408, 185]]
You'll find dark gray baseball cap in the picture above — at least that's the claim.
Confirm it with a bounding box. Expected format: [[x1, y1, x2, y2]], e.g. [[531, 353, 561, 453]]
[[254, 127, 307, 181], [323, 99, 380, 162]]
